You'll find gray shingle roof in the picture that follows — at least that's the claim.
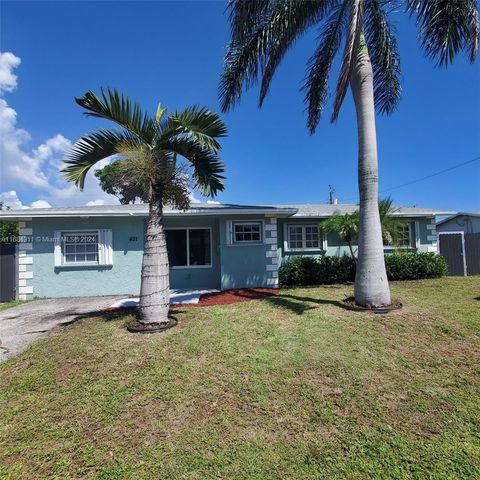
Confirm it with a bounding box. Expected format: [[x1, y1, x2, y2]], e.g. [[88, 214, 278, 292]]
[[0, 202, 455, 220], [0, 203, 297, 219], [270, 204, 456, 217]]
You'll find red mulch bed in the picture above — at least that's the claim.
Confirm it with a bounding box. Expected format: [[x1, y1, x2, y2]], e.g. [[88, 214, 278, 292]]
[[192, 288, 278, 307]]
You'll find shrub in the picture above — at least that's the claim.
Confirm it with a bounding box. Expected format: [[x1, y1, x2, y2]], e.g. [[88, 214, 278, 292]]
[[279, 252, 447, 286], [279, 255, 355, 286], [278, 256, 321, 286], [385, 252, 448, 280]]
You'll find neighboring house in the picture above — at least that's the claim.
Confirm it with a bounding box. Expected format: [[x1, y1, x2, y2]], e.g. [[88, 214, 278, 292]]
[[436, 213, 480, 234], [0, 203, 453, 300], [436, 213, 480, 276]]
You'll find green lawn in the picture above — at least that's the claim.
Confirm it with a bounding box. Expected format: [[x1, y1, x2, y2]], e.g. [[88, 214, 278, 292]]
[[1, 277, 479, 479]]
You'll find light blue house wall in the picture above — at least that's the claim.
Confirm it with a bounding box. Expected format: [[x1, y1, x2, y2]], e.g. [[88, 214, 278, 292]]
[[11, 205, 439, 300], [27, 217, 144, 298], [218, 214, 278, 290], [277, 216, 438, 265], [19, 212, 279, 299]]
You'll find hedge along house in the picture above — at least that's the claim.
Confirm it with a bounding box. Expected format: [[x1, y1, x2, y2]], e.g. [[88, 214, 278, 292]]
[[0, 203, 453, 301]]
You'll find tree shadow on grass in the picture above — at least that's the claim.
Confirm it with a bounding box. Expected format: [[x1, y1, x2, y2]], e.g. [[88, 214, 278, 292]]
[[266, 293, 344, 315], [69, 307, 189, 326]]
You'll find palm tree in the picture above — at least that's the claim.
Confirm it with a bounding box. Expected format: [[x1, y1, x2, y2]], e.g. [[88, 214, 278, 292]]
[[378, 196, 406, 246], [219, 0, 478, 307], [320, 211, 359, 261], [62, 88, 227, 325]]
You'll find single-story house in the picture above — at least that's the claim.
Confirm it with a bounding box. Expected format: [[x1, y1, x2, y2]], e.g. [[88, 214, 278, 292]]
[[436, 212, 480, 276], [0, 203, 453, 300], [437, 212, 480, 234]]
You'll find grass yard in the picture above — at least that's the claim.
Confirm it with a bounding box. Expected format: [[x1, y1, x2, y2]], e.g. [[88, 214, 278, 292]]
[[1, 277, 479, 479]]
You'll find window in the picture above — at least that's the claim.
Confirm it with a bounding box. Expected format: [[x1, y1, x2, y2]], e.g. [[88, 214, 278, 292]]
[[166, 230, 187, 266], [287, 225, 322, 250], [233, 222, 262, 243], [385, 221, 417, 248], [165, 228, 211, 267], [54, 229, 112, 267], [63, 231, 99, 264]]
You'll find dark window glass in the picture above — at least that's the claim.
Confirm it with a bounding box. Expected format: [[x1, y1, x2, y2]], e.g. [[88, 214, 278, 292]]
[[189, 229, 211, 266], [166, 230, 187, 266], [234, 222, 262, 242]]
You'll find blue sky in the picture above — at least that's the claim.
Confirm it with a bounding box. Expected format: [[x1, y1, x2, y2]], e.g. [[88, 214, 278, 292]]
[[1, 0, 479, 211]]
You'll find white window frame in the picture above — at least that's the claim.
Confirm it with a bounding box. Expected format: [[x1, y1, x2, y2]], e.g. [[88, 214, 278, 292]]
[[384, 220, 420, 250], [166, 227, 213, 269], [227, 220, 264, 246], [284, 224, 325, 252], [54, 229, 113, 267]]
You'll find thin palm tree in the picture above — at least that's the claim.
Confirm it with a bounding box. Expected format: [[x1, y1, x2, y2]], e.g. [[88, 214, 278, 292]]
[[378, 196, 406, 246], [320, 211, 359, 261], [62, 88, 227, 325], [219, 0, 478, 307]]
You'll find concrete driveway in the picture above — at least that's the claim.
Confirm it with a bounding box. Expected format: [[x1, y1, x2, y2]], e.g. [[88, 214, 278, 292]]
[[0, 296, 125, 362]]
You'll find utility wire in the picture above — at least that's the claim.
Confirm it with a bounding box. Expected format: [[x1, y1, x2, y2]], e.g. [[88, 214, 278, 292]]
[[340, 154, 480, 203], [379, 155, 480, 194]]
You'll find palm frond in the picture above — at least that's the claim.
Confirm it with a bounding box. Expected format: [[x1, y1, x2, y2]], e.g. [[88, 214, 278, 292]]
[[62, 129, 145, 190], [258, 0, 332, 106], [320, 211, 359, 242], [167, 106, 227, 153], [75, 88, 155, 144], [303, 1, 349, 134], [406, 0, 479, 66], [228, 0, 272, 43], [331, 0, 363, 122], [219, 0, 327, 112], [160, 139, 226, 197], [364, 0, 402, 115]]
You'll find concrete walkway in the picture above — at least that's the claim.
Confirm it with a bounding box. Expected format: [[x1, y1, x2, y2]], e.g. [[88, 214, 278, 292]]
[[0, 296, 125, 362]]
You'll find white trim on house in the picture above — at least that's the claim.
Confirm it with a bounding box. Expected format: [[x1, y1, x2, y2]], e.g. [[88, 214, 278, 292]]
[[165, 227, 213, 269], [226, 220, 265, 246], [283, 223, 324, 252], [0, 204, 297, 220], [232, 221, 263, 244], [18, 218, 33, 300], [264, 215, 279, 287], [54, 229, 113, 267]]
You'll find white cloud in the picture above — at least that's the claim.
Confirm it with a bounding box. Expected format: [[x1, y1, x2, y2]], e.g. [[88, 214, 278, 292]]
[[0, 51, 118, 208], [0, 190, 51, 209], [86, 199, 106, 206], [0, 190, 25, 209], [31, 199, 52, 208], [0, 52, 20, 94]]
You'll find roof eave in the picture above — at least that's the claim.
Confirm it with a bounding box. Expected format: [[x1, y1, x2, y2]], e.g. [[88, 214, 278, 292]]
[[0, 207, 298, 220]]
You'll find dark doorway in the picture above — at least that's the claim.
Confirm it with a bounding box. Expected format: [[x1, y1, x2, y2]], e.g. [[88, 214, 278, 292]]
[[465, 233, 480, 276], [439, 233, 466, 276], [0, 242, 17, 302]]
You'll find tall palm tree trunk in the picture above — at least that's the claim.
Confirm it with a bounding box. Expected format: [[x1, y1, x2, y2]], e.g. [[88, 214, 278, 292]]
[[138, 185, 170, 323], [351, 38, 391, 307]]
